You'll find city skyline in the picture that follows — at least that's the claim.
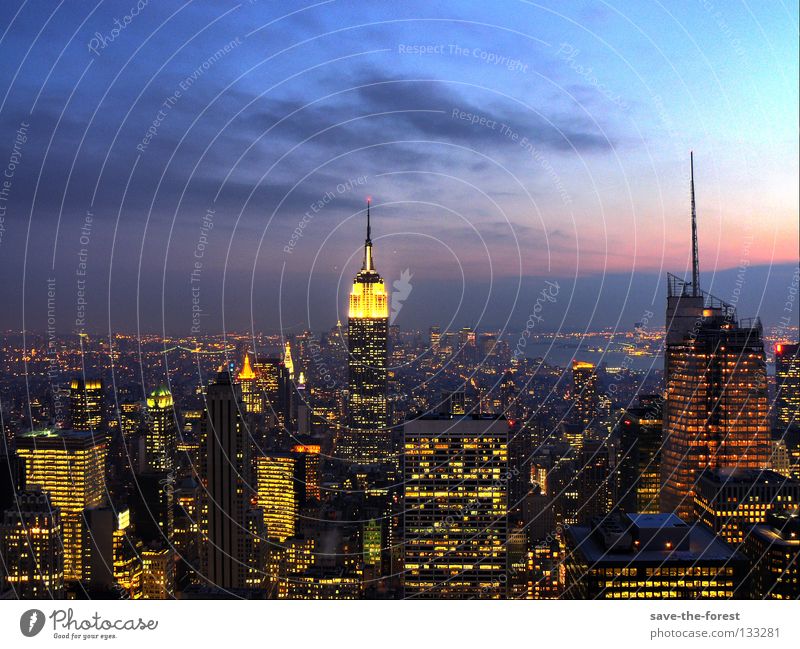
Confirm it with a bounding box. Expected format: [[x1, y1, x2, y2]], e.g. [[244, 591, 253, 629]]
[[1, 0, 799, 622]]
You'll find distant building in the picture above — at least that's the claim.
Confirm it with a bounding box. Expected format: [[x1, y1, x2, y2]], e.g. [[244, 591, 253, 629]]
[[403, 413, 508, 599], [69, 378, 104, 432], [742, 509, 800, 599], [145, 385, 177, 472], [256, 454, 299, 542], [694, 467, 800, 545], [571, 360, 598, 429], [775, 343, 799, 432], [0, 487, 64, 598], [564, 512, 748, 599], [617, 395, 662, 513]]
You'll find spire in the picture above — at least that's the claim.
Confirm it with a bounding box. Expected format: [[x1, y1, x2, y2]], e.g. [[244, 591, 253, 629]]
[[362, 198, 374, 271], [238, 352, 255, 380], [690, 151, 700, 296]]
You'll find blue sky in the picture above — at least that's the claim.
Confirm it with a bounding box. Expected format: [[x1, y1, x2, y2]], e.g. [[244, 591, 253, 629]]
[[0, 1, 796, 335]]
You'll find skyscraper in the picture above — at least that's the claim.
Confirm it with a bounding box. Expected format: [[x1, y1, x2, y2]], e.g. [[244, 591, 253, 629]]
[[200, 369, 250, 590], [145, 385, 177, 473], [16, 428, 107, 582], [70, 378, 104, 432], [256, 454, 299, 541], [238, 353, 262, 414], [661, 155, 771, 519], [342, 200, 390, 465], [775, 343, 800, 477], [571, 361, 598, 429], [617, 395, 662, 513], [0, 487, 64, 598], [403, 413, 508, 599], [253, 358, 291, 429]]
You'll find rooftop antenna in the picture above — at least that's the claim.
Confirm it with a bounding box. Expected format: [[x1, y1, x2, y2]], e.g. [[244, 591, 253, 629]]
[[690, 152, 700, 296]]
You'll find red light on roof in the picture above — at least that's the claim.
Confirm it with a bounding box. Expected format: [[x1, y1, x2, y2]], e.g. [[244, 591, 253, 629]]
[[776, 344, 783, 354]]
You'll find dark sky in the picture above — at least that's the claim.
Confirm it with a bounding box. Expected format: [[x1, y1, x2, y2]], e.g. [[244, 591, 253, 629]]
[[0, 1, 796, 337]]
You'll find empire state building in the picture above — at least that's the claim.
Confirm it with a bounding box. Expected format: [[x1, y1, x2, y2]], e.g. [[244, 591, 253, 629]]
[[340, 200, 390, 465]]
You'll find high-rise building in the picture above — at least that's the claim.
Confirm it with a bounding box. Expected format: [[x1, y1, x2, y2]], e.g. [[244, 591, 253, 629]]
[[564, 513, 748, 599], [403, 413, 508, 599], [577, 439, 614, 524], [199, 370, 250, 590], [742, 508, 800, 599], [253, 358, 291, 429], [16, 428, 107, 582], [0, 487, 64, 598], [775, 343, 799, 432], [145, 385, 177, 472], [238, 353, 262, 414], [256, 454, 299, 541], [662, 155, 772, 520], [291, 443, 321, 501], [571, 361, 598, 428], [694, 467, 800, 545], [429, 325, 441, 350], [342, 200, 389, 465], [617, 395, 662, 513], [70, 378, 104, 432]]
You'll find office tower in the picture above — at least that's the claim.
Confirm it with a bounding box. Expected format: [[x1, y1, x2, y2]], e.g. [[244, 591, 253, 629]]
[[0, 448, 24, 513], [342, 200, 389, 465], [253, 358, 291, 429], [141, 547, 175, 599], [571, 361, 598, 428], [145, 385, 177, 472], [70, 378, 104, 432], [661, 306, 771, 519], [694, 468, 800, 545], [617, 395, 662, 513], [295, 372, 310, 435], [440, 389, 467, 416], [238, 353, 262, 414], [560, 422, 584, 453], [429, 325, 441, 350], [403, 413, 508, 599], [775, 343, 800, 479], [291, 443, 321, 501], [577, 439, 614, 524], [284, 341, 295, 379], [256, 454, 299, 541], [16, 428, 106, 582], [118, 400, 142, 441], [742, 509, 800, 599], [112, 512, 143, 599], [131, 471, 174, 545], [199, 369, 250, 590], [564, 512, 748, 599], [775, 343, 799, 432], [662, 155, 772, 519], [0, 487, 64, 598]]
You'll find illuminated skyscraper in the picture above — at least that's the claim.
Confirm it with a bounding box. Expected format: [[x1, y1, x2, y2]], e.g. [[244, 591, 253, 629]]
[[145, 385, 177, 472], [70, 378, 104, 432], [141, 547, 175, 599], [237, 353, 262, 414], [342, 200, 390, 465], [200, 369, 249, 589], [571, 361, 598, 428], [283, 341, 295, 380], [742, 508, 800, 599], [775, 343, 799, 431], [291, 443, 321, 501], [253, 358, 291, 429], [662, 155, 771, 519], [0, 487, 64, 598], [16, 428, 107, 582], [256, 454, 299, 541], [403, 413, 508, 599]]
